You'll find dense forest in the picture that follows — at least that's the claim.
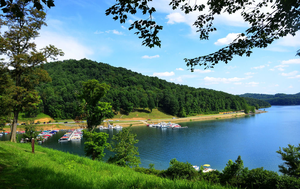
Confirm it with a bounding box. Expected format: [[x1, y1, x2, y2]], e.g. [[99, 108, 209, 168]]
[[240, 93, 300, 105], [242, 97, 271, 108], [34, 59, 252, 119]]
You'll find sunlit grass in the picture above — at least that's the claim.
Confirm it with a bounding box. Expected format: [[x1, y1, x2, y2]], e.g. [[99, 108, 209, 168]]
[[0, 141, 235, 189], [113, 108, 175, 120]]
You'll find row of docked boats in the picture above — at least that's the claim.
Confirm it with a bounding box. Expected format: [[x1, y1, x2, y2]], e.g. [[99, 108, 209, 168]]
[[147, 122, 188, 129], [0, 131, 11, 136], [58, 129, 83, 142], [99, 125, 123, 130], [36, 130, 59, 144]]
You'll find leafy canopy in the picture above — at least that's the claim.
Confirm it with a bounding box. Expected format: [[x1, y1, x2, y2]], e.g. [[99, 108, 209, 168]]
[[0, 0, 63, 142], [83, 130, 109, 161], [78, 79, 113, 131], [108, 125, 141, 167], [106, 0, 300, 70], [277, 144, 300, 178]]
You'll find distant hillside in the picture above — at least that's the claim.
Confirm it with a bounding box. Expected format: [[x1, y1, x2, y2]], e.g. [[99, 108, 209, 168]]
[[36, 59, 249, 119], [240, 93, 300, 105], [242, 97, 271, 108]]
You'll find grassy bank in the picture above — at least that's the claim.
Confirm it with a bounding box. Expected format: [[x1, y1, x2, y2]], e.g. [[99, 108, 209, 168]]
[[0, 141, 235, 189]]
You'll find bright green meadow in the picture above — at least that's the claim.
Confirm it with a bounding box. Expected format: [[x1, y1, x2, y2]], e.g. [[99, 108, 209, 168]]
[[0, 141, 234, 189]]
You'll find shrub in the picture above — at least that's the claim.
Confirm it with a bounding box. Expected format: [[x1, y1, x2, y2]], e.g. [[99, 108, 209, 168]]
[[161, 158, 198, 180]]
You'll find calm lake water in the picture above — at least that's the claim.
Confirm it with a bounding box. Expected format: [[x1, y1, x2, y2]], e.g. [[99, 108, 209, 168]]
[[2, 105, 300, 172]]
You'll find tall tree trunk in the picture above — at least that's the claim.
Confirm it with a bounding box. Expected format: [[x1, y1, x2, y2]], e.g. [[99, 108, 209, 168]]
[[10, 110, 19, 142]]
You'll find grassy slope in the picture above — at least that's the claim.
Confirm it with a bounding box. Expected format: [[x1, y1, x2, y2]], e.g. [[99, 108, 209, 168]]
[[18, 113, 53, 122], [113, 108, 175, 120], [0, 142, 234, 189]]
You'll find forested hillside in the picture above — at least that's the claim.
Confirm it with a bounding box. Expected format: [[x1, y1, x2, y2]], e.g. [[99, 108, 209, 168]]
[[242, 97, 271, 108], [240, 93, 300, 105], [36, 59, 249, 119]]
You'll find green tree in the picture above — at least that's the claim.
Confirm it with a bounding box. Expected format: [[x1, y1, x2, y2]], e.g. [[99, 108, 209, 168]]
[[140, 97, 148, 110], [277, 144, 300, 178], [221, 155, 244, 184], [243, 104, 250, 114], [0, 64, 13, 127], [108, 125, 141, 167], [0, 0, 54, 18], [106, 1, 299, 69], [78, 79, 113, 131], [82, 130, 109, 161], [250, 106, 256, 113], [23, 125, 40, 142], [148, 96, 155, 112], [163, 158, 198, 180], [0, 1, 63, 142]]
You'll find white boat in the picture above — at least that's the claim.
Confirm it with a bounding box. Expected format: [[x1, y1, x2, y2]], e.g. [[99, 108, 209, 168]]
[[193, 165, 200, 171], [70, 134, 81, 141], [58, 137, 70, 142], [113, 125, 123, 129], [203, 168, 216, 173]]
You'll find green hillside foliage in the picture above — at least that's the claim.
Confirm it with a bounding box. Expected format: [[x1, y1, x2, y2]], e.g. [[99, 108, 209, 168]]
[[0, 141, 233, 189], [36, 59, 248, 119], [240, 93, 300, 105], [242, 97, 271, 108]]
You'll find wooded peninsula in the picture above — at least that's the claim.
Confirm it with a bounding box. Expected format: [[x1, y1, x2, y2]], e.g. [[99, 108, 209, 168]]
[[30, 59, 270, 120]]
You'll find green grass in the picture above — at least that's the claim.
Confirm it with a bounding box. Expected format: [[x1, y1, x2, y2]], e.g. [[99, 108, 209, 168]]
[[113, 108, 175, 120], [18, 113, 53, 123], [0, 141, 235, 189]]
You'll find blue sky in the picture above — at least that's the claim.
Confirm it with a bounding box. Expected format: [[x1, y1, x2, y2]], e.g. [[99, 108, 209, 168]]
[[35, 0, 300, 95]]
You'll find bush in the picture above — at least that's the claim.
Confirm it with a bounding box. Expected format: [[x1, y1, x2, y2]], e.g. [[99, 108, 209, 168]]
[[161, 158, 198, 180], [200, 170, 221, 184], [242, 168, 279, 189], [134, 166, 161, 176]]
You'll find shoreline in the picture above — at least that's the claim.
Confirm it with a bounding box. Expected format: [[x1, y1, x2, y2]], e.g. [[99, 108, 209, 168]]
[[3, 110, 267, 131]]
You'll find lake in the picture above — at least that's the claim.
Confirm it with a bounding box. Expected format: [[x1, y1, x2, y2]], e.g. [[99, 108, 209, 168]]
[[2, 105, 299, 172]]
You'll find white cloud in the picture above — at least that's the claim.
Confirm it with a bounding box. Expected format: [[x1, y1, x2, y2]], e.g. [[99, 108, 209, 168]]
[[275, 84, 279, 87], [106, 30, 124, 35], [193, 69, 213, 73], [245, 72, 255, 75], [234, 82, 242, 85], [170, 76, 183, 83], [176, 68, 184, 71], [227, 66, 237, 69], [153, 71, 175, 77], [288, 75, 300, 79], [275, 65, 288, 68], [94, 30, 104, 34], [289, 85, 293, 88], [281, 71, 298, 77], [204, 76, 250, 84], [247, 82, 259, 87], [214, 33, 244, 46], [214, 11, 248, 27], [252, 65, 265, 69], [35, 31, 94, 60], [277, 33, 300, 47], [142, 55, 160, 59], [121, 26, 126, 30], [282, 59, 300, 64], [166, 12, 186, 24], [271, 64, 289, 71], [94, 30, 124, 35]]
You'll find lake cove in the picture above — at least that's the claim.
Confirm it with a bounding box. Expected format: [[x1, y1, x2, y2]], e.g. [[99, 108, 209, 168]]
[[2, 106, 299, 172]]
